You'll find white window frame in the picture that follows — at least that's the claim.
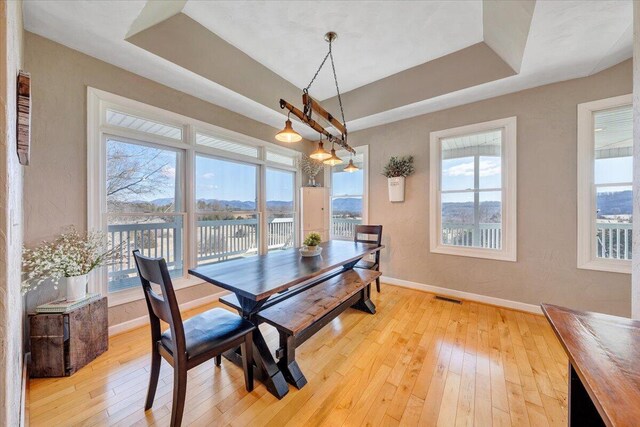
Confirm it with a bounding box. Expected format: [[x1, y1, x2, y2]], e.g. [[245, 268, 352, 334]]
[[327, 145, 369, 240], [577, 94, 632, 274], [429, 117, 517, 261], [88, 88, 301, 306]]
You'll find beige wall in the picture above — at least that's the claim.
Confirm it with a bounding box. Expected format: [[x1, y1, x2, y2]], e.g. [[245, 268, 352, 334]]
[[350, 59, 633, 317], [0, 1, 25, 425], [22, 32, 308, 326], [633, 3, 640, 320]]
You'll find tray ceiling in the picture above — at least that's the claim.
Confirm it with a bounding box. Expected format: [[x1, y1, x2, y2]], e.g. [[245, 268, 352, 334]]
[[23, 0, 633, 137]]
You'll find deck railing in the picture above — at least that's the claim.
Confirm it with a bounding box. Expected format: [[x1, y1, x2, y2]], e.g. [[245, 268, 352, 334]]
[[441, 222, 632, 260], [107, 217, 295, 291], [597, 222, 632, 260], [442, 223, 502, 249], [331, 217, 362, 238]]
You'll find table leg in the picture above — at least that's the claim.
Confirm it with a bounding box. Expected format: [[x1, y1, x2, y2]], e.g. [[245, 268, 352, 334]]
[[568, 363, 605, 426], [223, 295, 289, 399], [351, 283, 376, 314], [276, 334, 307, 389]]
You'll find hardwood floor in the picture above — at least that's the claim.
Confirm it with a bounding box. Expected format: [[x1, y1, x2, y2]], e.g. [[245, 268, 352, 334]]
[[28, 286, 568, 426]]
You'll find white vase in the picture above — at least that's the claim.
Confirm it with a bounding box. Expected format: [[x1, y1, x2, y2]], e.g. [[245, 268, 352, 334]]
[[65, 274, 88, 301], [388, 176, 405, 202]]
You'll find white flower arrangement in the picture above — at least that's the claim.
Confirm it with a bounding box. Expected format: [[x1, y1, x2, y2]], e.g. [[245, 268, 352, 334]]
[[301, 154, 324, 179], [21, 228, 122, 294]]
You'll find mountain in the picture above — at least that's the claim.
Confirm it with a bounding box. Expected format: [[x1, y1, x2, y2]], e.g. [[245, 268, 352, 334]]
[[597, 190, 631, 216], [332, 197, 362, 214], [442, 201, 501, 224]]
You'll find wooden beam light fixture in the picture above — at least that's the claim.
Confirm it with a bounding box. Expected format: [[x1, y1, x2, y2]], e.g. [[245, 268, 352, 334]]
[[277, 32, 356, 158]]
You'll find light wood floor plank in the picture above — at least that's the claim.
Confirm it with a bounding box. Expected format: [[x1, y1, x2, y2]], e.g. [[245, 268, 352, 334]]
[[28, 286, 568, 426]]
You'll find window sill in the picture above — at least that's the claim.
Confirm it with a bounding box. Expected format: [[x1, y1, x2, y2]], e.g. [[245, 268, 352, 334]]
[[431, 244, 516, 262], [106, 275, 205, 307], [578, 259, 631, 275]]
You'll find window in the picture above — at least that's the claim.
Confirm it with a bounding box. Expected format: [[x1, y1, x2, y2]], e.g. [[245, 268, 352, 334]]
[[430, 117, 517, 261], [88, 88, 300, 305], [106, 138, 184, 292], [266, 168, 296, 251], [195, 155, 258, 265], [577, 95, 632, 274], [330, 146, 368, 240]]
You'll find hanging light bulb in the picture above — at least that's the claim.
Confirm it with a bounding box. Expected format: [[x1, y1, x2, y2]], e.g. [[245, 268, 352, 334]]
[[323, 142, 343, 166], [310, 135, 331, 160], [344, 158, 359, 173], [275, 112, 302, 143]]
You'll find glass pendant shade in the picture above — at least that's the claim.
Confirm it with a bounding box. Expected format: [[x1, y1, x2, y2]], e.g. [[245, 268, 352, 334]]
[[310, 141, 331, 160], [275, 119, 302, 143], [344, 158, 359, 173], [323, 147, 343, 166]]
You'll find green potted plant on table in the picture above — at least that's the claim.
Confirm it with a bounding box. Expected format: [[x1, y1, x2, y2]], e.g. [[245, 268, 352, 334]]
[[300, 232, 323, 257], [22, 228, 121, 301], [382, 155, 415, 202]]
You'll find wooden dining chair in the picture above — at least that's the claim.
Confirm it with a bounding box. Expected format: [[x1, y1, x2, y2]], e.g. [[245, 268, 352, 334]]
[[133, 250, 255, 427], [353, 225, 383, 292]]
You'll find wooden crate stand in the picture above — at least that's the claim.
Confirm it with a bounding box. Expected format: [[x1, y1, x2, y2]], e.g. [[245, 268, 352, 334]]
[[29, 297, 108, 377]]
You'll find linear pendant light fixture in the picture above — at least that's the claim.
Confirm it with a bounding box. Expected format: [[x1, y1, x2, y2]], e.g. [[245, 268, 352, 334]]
[[276, 31, 358, 171]]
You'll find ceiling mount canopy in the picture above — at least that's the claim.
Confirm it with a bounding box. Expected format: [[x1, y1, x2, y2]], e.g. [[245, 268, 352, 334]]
[[276, 31, 356, 166]]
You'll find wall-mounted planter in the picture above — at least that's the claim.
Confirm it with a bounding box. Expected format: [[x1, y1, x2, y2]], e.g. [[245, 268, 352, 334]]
[[388, 177, 405, 202]]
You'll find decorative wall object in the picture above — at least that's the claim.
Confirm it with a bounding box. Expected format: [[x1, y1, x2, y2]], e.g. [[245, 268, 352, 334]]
[[300, 154, 324, 186], [17, 70, 31, 165], [382, 156, 415, 202]]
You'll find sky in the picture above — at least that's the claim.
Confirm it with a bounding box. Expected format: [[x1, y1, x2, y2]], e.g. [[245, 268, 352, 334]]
[[441, 156, 502, 203], [332, 169, 363, 197], [108, 137, 634, 210], [195, 156, 295, 202], [107, 140, 297, 204], [595, 156, 632, 185]]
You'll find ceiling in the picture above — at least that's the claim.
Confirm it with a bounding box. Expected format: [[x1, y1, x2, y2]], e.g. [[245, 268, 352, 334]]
[[183, 1, 484, 100], [22, 0, 633, 138]]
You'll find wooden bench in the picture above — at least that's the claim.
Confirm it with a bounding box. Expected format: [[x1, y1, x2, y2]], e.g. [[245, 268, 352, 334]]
[[220, 268, 381, 388]]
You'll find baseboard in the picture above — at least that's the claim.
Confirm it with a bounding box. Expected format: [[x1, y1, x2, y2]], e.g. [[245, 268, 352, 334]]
[[21, 352, 29, 427], [108, 290, 228, 336], [381, 276, 542, 314]]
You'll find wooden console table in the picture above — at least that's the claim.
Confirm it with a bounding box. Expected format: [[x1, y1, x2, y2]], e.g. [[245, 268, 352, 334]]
[[29, 297, 108, 377], [542, 304, 640, 427]]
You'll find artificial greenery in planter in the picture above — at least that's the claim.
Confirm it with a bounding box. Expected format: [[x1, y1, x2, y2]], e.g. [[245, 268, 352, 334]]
[[300, 232, 323, 256], [382, 156, 415, 202], [303, 232, 322, 248]]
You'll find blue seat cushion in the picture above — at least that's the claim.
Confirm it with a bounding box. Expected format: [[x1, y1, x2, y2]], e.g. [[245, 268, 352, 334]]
[[161, 308, 255, 359]]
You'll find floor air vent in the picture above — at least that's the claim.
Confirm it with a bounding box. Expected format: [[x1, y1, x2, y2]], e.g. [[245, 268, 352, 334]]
[[435, 295, 462, 304]]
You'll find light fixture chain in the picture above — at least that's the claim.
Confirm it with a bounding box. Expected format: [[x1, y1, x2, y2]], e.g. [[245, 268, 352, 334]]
[[328, 41, 347, 131], [304, 49, 331, 93]]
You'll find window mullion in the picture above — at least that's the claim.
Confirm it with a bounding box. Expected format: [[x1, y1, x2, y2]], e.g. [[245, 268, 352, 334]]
[[259, 162, 267, 255], [473, 154, 480, 247], [185, 125, 196, 276]]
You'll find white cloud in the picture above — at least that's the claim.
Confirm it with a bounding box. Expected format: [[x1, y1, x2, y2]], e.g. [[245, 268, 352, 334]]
[[161, 166, 176, 178], [202, 172, 215, 179], [445, 160, 500, 177]]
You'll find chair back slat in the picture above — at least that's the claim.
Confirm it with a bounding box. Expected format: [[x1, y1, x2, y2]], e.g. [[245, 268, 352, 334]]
[[133, 250, 186, 356], [147, 289, 173, 324], [354, 225, 383, 245], [354, 225, 383, 264]]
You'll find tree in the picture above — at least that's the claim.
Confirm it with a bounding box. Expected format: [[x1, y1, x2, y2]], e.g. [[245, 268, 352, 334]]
[[106, 141, 175, 214]]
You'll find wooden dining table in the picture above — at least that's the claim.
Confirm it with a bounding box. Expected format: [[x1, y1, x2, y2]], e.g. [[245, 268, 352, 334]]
[[188, 240, 384, 398], [542, 304, 640, 426]]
